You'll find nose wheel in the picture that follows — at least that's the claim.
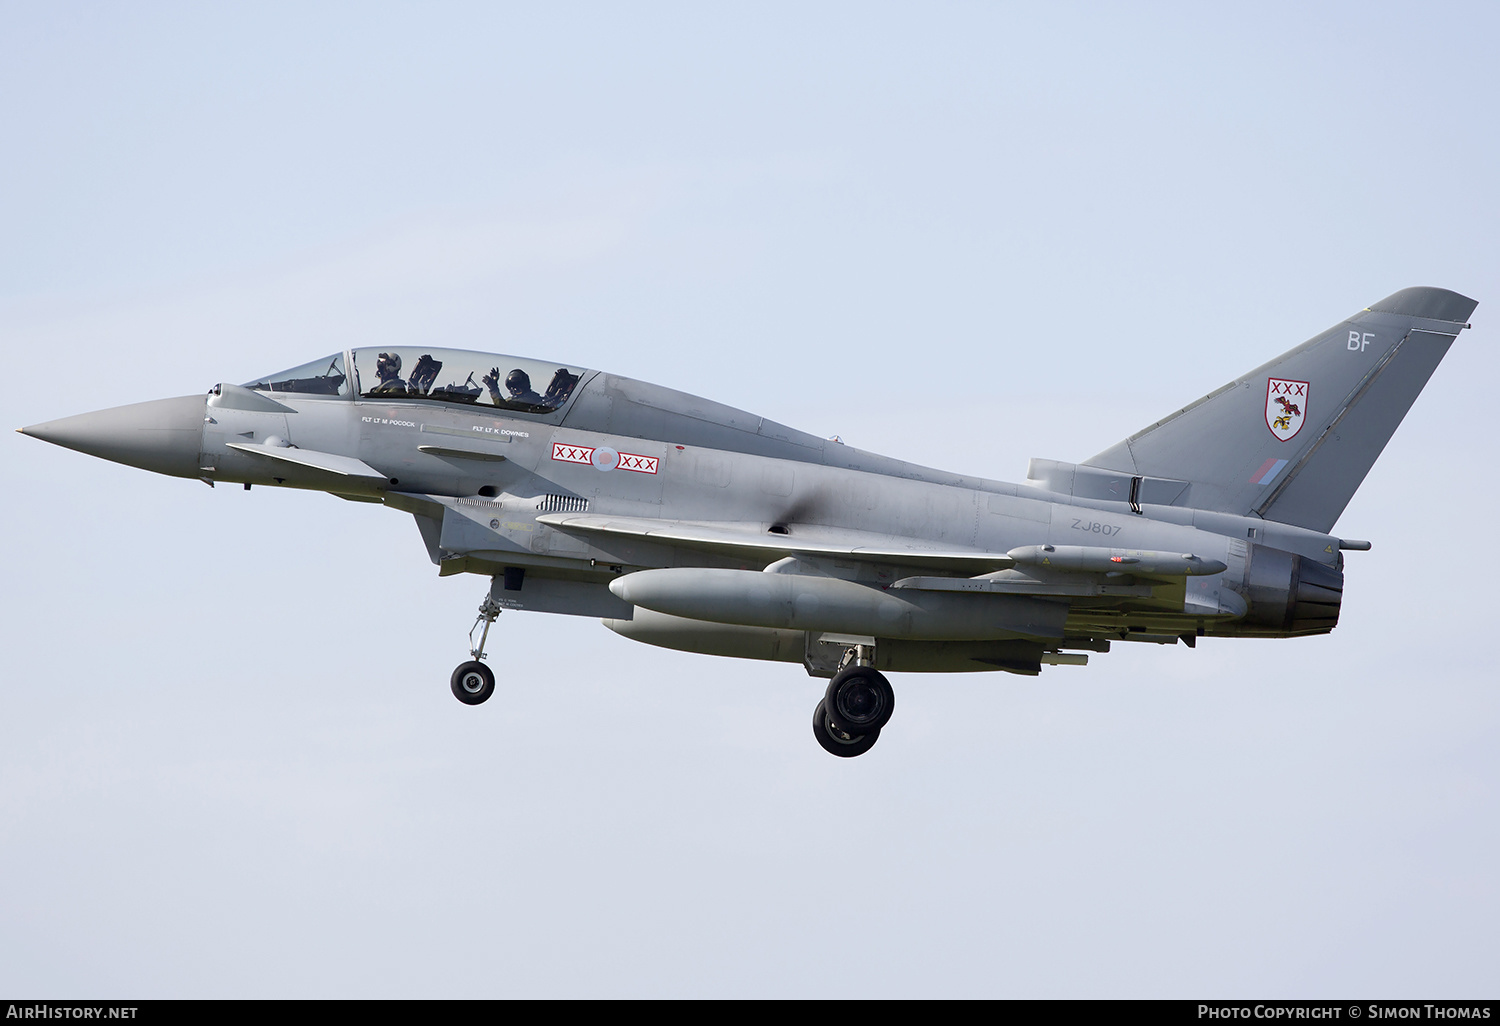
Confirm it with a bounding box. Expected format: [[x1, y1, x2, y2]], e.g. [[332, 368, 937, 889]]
[[451, 661, 495, 705], [451, 594, 502, 706]]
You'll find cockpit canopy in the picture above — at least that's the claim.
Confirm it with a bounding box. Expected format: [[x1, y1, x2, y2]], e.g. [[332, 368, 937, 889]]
[[242, 353, 349, 396], [243, 347, 588, 415], [352, 347, 584, 414]]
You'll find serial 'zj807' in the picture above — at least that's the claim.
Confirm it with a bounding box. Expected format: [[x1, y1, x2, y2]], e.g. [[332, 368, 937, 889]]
[[21, 287, 1477, 757]]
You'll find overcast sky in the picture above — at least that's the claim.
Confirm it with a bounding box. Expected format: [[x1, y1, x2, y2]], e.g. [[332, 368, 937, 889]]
[[3, 1, 1497, 998]]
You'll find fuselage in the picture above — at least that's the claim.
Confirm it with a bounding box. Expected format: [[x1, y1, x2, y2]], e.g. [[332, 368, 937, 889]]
[[22, 344, 1342, 660]]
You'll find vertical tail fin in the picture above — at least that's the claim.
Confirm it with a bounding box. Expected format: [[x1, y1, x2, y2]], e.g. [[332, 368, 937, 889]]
[[1085, 287, 1477, 532]]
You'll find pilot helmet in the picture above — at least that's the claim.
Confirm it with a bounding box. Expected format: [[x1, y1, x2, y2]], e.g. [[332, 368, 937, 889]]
[[377, 352, 402, 377], [505, 369, 531, 393]]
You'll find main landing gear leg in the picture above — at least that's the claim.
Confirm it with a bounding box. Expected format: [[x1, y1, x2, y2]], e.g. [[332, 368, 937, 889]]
[[451, 595, 500, 706], [812, 644, 895, 758]]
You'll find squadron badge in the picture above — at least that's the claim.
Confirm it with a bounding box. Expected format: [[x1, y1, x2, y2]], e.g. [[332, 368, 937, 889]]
[[1265, 377, 1308, 442]]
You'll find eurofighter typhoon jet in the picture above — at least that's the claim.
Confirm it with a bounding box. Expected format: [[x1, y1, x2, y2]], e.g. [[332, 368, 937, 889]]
[[20, 287, 1477, 756]]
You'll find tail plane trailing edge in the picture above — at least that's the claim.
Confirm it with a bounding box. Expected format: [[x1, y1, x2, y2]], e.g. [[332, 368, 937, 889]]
[[1084, 287, 1477, 533]]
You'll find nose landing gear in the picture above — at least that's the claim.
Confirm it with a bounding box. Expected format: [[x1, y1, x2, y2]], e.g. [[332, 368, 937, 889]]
[[451, 594, 502, 706]]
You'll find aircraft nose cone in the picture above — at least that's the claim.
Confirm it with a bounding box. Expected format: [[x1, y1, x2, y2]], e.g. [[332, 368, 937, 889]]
[[20, 394, 207, 479]]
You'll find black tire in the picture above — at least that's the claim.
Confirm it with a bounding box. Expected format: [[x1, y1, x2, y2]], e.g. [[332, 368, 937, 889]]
[[450, 661, 495, 705], [813, 699, 880, 758], [823, 665, 895, 735]]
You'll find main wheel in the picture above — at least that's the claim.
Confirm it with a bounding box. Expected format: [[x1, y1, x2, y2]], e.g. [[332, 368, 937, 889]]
[[823, 665, 895, 735], [450, 661, 495, 705], [813, 699, 880, 758]]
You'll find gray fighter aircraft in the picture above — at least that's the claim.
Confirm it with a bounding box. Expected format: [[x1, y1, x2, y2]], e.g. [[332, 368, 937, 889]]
[[20, 286, 1477, 757]]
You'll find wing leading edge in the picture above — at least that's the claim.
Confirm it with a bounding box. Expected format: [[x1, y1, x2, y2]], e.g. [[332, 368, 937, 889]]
[[535, 513, 1017, 572]]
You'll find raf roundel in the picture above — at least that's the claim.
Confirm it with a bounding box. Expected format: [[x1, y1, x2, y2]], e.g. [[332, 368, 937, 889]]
[[591, 446, 620, 472]]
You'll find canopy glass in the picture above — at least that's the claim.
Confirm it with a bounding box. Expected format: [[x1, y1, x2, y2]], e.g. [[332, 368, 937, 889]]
[[244, 348, 588, 415]]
